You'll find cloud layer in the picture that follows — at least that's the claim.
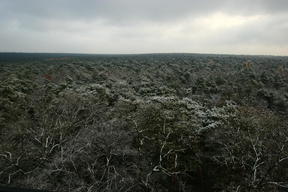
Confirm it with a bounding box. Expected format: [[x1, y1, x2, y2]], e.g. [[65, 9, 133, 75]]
[[0, 0, 288, 55]]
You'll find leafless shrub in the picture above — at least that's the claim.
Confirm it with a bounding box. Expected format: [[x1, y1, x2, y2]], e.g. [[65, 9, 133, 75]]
[[211, 106, 288, 191]]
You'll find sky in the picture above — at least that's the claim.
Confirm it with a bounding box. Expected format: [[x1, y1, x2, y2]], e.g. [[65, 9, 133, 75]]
[[0, 0, 288, 55]]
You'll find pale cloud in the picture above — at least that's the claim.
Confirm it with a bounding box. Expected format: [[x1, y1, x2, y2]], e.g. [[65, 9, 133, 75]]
[[0, 0, 288, 55]]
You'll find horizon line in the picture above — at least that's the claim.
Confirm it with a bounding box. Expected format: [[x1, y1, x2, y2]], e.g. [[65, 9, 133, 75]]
[[0, 51, 287, 57]]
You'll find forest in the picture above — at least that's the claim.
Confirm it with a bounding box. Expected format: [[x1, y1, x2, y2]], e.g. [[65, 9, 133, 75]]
[[1, 53, 288, 191]]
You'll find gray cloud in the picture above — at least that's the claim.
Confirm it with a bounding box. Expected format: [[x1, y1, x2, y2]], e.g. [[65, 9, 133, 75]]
[[0, 0, 226, 26], [0, 0, 288, 55], [1, 0, 287, 21]]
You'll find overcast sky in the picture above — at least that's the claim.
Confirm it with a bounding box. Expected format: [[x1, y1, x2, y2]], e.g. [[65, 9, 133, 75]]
[[0, 0, 288, 55]]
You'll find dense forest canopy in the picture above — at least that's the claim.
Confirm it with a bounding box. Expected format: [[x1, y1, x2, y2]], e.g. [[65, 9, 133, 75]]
[[1, 53, 288, 191]]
